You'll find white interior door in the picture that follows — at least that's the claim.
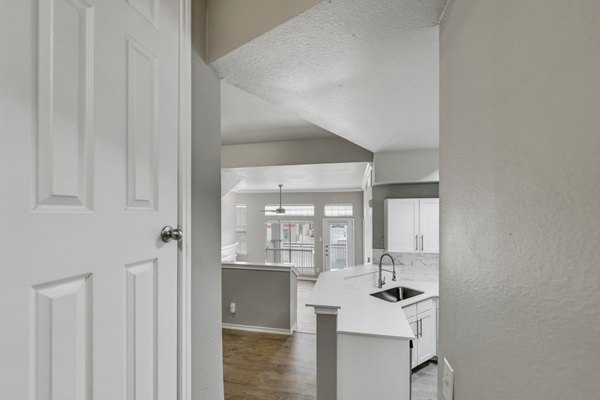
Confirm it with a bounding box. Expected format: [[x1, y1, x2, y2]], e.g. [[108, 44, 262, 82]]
[[0, 1, 181, 399], [323, 219, 355, 271], [419, 198, 440, 253]]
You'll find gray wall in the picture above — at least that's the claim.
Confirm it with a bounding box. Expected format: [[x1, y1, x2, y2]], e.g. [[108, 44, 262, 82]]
[[316, 314, 337, 400], [372, 183, 439, 249], [440, 1, 600, 399], [222, 138, 373, 168], [236, 191, 364, 272], [222, 267, 297, 330], [221, 191, 237, 247], [191, 7, 224, 397]]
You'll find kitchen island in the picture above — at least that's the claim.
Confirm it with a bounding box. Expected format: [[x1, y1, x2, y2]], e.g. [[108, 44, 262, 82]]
[[306, 264, 438, 400]]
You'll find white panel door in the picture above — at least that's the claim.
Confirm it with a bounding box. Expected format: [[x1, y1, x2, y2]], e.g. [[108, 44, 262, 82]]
[[384, 199, 419, 252], [419, 198, 440, 253], [0, 0, 181, 399]]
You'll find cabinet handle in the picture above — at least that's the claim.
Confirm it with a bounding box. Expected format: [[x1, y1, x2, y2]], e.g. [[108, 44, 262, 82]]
[[415, 235, 419, 251], [419, 319, 423, 337], [420, 235, 424, 252]]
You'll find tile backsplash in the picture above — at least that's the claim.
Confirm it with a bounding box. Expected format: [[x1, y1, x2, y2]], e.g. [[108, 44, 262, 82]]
[[371, 249, 439, 281]]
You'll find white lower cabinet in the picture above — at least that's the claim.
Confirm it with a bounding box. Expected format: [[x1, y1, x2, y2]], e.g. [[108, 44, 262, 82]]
[[404, 297, 437, 368]]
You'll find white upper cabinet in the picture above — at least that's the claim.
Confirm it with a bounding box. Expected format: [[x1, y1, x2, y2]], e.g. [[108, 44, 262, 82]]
[[419, 198, 440, 253], [385, 198, 439, 254], [384, 199, 419, 252]]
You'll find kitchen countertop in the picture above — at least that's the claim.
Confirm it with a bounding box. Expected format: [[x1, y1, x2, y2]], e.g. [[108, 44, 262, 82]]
[[222, 261, 299, 276], [306, 264, 438, 340]]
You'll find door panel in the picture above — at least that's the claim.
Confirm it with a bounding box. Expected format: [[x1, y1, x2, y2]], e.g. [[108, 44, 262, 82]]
[[419, 198, 439, 253], [0, 0, 180, 398], [417, 309, 435, 364], [323, 219, 355, 271], [407, 315, 418, 369], [385, 199, 419, 252]]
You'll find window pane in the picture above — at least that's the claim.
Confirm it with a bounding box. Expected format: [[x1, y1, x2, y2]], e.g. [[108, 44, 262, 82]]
[[265, 220, 315, 271], [324, 204, 353, 217], [235, 204, 247, 254], [264, 204, 315, 216]]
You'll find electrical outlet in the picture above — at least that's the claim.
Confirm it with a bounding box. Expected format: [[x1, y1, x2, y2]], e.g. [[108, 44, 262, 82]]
[[229, 302, 236, 314], [442, 358, 454, 400]]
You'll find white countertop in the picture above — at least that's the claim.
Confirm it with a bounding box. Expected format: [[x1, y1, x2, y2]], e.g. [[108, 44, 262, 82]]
[[306, 264, 438, 340], [222, 261, 299, 276]]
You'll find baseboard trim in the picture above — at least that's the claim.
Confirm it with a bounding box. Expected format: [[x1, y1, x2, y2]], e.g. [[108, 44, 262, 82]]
[[222, 323, 294, 336]]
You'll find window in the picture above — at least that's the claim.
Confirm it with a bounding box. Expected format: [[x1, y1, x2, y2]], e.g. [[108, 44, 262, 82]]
[[264, 204, 315, 216], [265, 220, 315, 271], [235, 204, 247, 254], [324, 204, 353, 217]]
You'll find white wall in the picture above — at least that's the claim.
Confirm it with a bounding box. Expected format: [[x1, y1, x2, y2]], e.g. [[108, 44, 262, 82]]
[[221, 190, 237, 248], [373, 149, 439, 185], [191, 11, 224, 397], [235, 191, 364, 272], [440, 1, 600, 399]]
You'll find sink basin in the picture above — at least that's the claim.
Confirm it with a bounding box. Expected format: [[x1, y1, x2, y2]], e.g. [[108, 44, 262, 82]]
[[370, 286, 423, 303]]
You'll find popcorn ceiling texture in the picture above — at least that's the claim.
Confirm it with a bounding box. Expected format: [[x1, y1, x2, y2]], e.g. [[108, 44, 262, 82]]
[[212, 0, 447, 152]]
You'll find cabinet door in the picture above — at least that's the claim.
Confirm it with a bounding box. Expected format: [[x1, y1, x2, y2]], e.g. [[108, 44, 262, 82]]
[[407, 315, 419, 369], [385, 199, 419, 252], [417, 309, 436, 364], [419, 198, 439, 253]]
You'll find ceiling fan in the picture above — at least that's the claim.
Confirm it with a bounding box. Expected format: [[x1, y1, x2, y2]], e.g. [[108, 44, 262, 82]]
[[260, 184, 286, 215]]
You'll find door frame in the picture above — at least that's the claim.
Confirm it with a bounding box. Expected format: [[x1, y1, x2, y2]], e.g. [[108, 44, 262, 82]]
[[322, 218, 355, 271], [177, 0, 192, 399]]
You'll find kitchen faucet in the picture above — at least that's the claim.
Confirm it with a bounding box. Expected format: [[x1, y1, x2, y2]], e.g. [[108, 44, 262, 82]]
[[377, 253, 396, 288]]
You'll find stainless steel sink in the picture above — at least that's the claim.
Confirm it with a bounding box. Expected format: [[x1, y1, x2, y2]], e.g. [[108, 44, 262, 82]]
[[370, 286, 423, 303]]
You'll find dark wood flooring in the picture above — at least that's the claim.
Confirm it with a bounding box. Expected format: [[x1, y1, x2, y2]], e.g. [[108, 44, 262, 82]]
[[223, 329, 316, 400]]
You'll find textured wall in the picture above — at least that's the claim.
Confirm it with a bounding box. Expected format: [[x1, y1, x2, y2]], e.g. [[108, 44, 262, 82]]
[[191, 51, 224, 398], [440, 1, 600, 399]]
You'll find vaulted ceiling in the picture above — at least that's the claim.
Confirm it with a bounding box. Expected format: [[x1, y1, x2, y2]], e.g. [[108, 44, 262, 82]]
[[212, 0, 447, 152]]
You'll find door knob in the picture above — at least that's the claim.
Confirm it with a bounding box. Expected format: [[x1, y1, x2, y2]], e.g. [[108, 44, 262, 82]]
[[161, 226, 183, 243]]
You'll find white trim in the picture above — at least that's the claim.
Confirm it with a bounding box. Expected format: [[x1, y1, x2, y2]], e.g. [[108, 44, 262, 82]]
[[361, 163, 373, 190], [312, 306, 340, 315], [177, 0, 191, 399], [222, 323, 294, 336], [234, 188, 364, 194], [372, 180, 438, 187]]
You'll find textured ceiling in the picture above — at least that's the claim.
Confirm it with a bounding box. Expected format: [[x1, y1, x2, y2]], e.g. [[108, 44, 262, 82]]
[[221, 81, 336, 145], [223, 162, 368, 192], [212, 0, 446, 152]]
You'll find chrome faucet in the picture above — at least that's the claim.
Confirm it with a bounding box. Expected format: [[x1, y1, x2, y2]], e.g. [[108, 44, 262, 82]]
[[377, 253, 397, 288]]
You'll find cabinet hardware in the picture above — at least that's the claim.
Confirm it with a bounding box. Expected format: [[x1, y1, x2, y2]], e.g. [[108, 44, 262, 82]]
[[420, 235, 424, 251], [419, 319, 423, 337], [415, 235, 419, 251]]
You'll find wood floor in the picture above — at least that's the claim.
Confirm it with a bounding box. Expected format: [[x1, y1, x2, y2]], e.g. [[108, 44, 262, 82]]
[[412, 361, 438, 400], [223, 280, 436, 400], [223, 329, 316, 400], [296, 279, 316, 333]]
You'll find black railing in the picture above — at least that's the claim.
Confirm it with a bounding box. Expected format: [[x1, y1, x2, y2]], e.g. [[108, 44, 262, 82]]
[[266, 247, 314, 267]]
